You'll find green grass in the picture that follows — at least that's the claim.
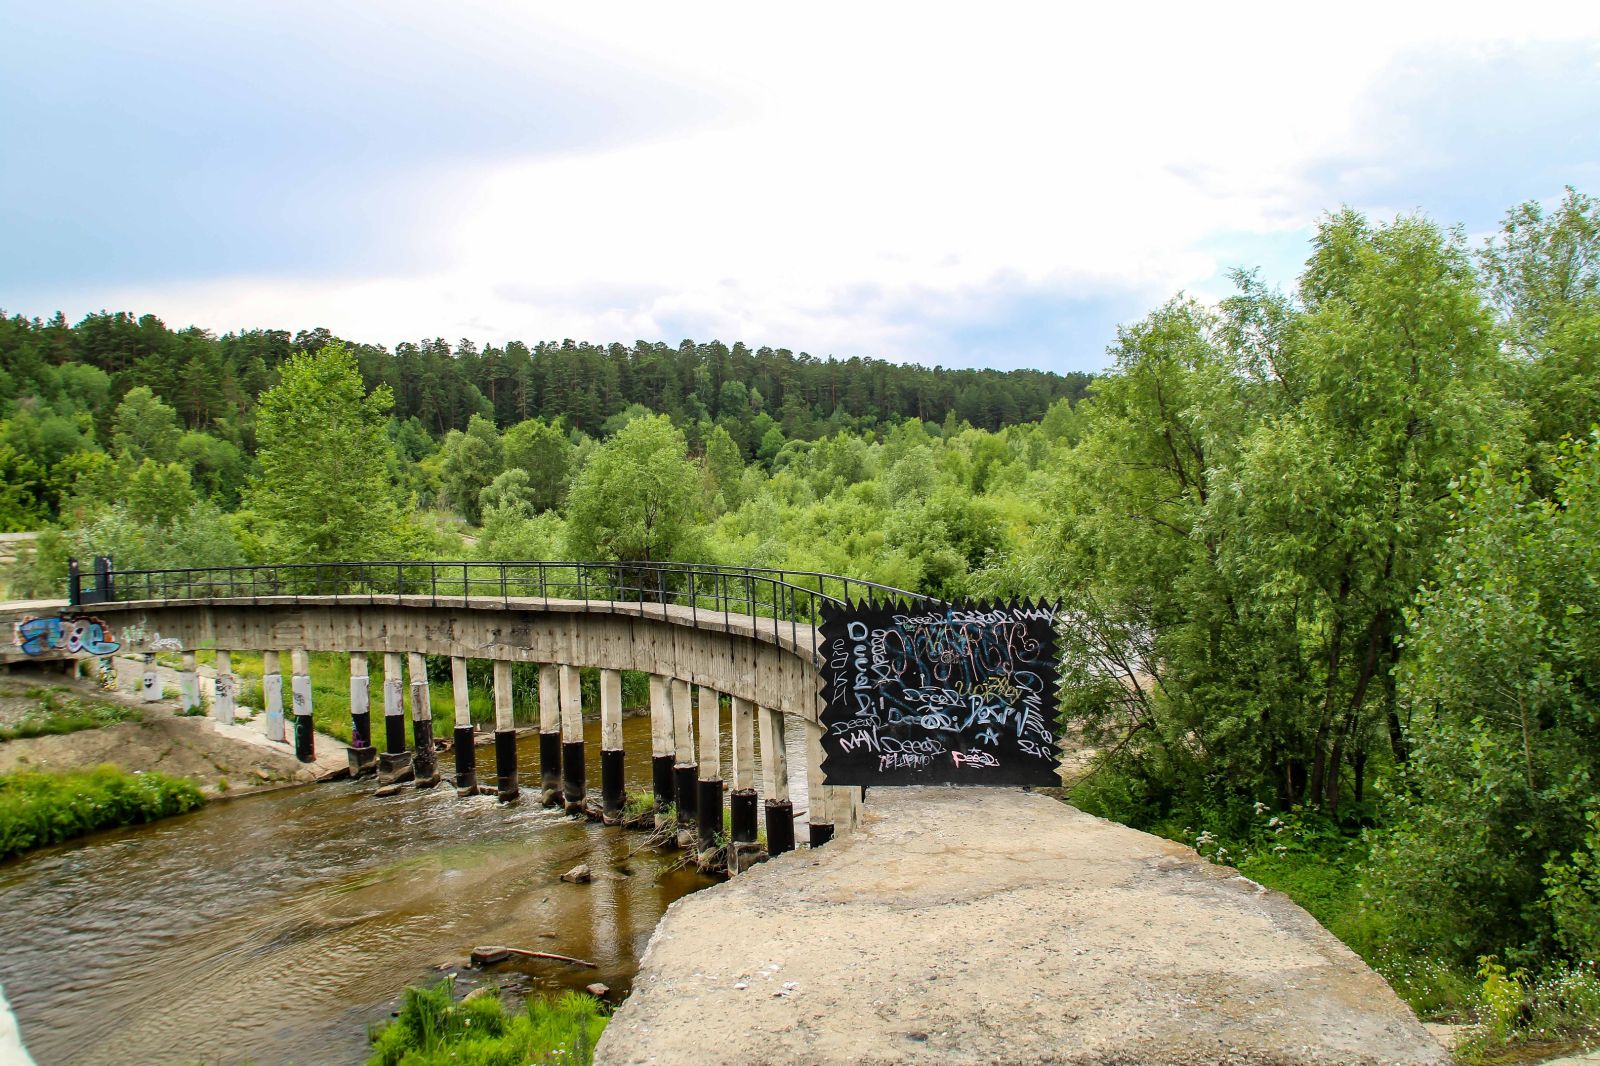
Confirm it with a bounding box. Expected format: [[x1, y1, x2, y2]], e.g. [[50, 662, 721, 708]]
[[0, 688, 139, 741], [0, 765, 204, 860], [368, 979, 606, 1066]]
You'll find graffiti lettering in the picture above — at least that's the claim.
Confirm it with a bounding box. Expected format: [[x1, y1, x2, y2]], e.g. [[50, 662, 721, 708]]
[[13, 615, 121, 657]]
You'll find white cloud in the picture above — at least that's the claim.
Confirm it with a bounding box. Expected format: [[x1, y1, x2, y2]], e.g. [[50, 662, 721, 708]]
[[35, 0, 1600, 370]]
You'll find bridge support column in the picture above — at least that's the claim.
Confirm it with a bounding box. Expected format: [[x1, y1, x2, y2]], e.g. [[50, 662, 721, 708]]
[[758, 704, 794, 856], [378, 651, 413, 785], [648, 674, 675, 829], [409, 651, 440, 788], [347, 652, 377, 777], [493, 659, 518, 801], [600, 668, 624, 824], [729, 696, 759, 868], [538, 664, 561, 805], [141, 652, 161, 703], [262, 651, 285, 742], [451, 655, 478, 795], [290, 647, 314, 763], [213, 650, 236, 727], [696, 685, 724, 857], [560, 664, 586, 813], [805, 718, 833, 847], [178, 651, 200, 713], [671, 677, 696, 840]]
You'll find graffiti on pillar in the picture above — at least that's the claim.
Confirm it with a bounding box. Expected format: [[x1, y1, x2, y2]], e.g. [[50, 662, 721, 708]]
[[13, 615, 121, 657], [818, 600, 1060, 787]]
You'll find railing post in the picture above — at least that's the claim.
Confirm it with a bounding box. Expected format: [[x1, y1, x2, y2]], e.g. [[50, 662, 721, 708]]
[[67, 558, 82, 606]]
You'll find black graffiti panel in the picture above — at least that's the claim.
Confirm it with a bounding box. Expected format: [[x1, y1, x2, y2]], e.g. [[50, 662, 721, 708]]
[[819, 600, 1060, 787]]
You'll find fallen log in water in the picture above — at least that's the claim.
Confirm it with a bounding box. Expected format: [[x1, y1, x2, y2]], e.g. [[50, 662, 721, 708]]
[[470, 944, 597, 969]]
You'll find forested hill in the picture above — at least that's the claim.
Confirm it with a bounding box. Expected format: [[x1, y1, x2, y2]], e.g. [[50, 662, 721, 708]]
[[0, 313, 1088, 441]]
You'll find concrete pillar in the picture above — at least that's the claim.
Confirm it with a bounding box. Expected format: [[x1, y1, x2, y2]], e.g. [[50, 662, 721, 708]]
[[696, 685, 724, 855], [805, 717, 833, 847], [671, 676, 696, 826], [347, 652, 377, 777], [409, 651, 440, 788], [213, 650, 236, 727], [493, 659, 518, 801], [290, 647, 314, 763], [378, 651, 412, 785], [559, 663, 585, 813], [759, 705, 795, 855], [178, 651, 200, 712], [648, 674, 675, 826], [451, 655, 477, 795], [262, 650, 285, 742], [600, 667, 624, 824], [141, 652, 161, 702], [538, 663, 561, 805], [729, 696, 758, 855]]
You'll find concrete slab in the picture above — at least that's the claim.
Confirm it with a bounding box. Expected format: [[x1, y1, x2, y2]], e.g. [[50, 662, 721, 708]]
[[598, 789, 1445, 1066]]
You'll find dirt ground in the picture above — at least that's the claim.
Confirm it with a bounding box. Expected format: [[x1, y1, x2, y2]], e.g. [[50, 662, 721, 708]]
[[0, 671, 306, 796]]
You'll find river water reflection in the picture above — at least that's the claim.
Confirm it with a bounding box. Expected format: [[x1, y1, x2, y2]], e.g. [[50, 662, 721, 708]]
[[0, 712, 811, 1065]]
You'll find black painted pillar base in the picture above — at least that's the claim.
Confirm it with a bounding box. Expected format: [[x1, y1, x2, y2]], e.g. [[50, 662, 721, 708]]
[[765, 799, 796, 855], [384, 716, 406, 755], [730, 788, 758, 845], [294, 713, 315, 763], [453, 725, 478, 794], [601, 748, 624, 824], [412, 719, 440, 789], [696, 778, 724, 855], [809, 821, 834, 848], [351, 711, 372, 750], [562, 740, 586, 813], [377, 750, 413, 785], [674, 764, 698, 821], [495, 729, 519, 801], [651, 754, 675, 813], [347, 744, 379, 778], [539, 731, 562, 805]]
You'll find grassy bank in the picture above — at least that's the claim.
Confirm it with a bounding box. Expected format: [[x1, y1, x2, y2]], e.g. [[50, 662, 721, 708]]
[[368, 980, 606, 1066], [0, 764, 204, 860], [0, 685, 139, 742]]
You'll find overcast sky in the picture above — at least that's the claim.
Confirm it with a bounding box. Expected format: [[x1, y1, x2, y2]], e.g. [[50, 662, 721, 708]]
[[3, 2, 1599, 373]]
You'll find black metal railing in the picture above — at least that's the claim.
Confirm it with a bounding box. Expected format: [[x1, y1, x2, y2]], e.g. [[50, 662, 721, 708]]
[[67, 559, 936, 661]]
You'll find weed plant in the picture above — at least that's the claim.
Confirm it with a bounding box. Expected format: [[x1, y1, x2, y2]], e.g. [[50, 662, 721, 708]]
[[367, 979, 606, 1066]]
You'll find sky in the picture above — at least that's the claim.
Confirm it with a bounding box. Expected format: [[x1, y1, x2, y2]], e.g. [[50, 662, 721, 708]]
[[3, 1, 1599, 374]]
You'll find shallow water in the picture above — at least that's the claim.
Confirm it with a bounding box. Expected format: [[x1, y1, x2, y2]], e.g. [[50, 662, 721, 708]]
[[0, 712, 810, 1066]]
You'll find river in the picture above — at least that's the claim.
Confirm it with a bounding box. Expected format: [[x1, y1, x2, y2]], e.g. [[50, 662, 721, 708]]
[[0, 711, 811, 1065]]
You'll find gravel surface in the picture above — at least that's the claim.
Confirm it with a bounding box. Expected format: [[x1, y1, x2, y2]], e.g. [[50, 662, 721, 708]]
[[598, 788, 1446, 1066]]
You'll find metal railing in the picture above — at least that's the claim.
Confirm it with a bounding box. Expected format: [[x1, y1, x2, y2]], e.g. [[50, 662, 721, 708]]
[[68, 559, 936, 661]]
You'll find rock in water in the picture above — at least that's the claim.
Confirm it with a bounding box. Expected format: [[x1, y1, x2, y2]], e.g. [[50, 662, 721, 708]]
[[561, 863, 592, 884], [586, 983, 610, 997]]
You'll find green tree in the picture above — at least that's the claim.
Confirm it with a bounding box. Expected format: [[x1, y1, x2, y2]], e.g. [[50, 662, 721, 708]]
[[703, 423, 744, 511], [244, 342, 407, 562], [565, 415, 701, 562], [124, 459, 196, 528], [501, 416, 574, 512], [438, 414, 503, 524], [1364, 436, 1600, 965], [111, 386, 181, 464]]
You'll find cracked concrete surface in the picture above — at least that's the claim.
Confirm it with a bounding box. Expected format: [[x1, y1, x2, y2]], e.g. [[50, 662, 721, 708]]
[[598, 789, 1445, 1066]]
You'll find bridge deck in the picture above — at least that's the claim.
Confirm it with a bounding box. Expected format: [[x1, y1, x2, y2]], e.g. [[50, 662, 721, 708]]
[[89, 594, 822, 662], [598, 788, 1444, 1066]]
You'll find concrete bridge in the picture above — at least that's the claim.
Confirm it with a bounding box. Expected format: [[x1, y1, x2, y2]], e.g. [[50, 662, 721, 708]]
[[42, 558, 913, 854], [16, 558, 1447, 1063]]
